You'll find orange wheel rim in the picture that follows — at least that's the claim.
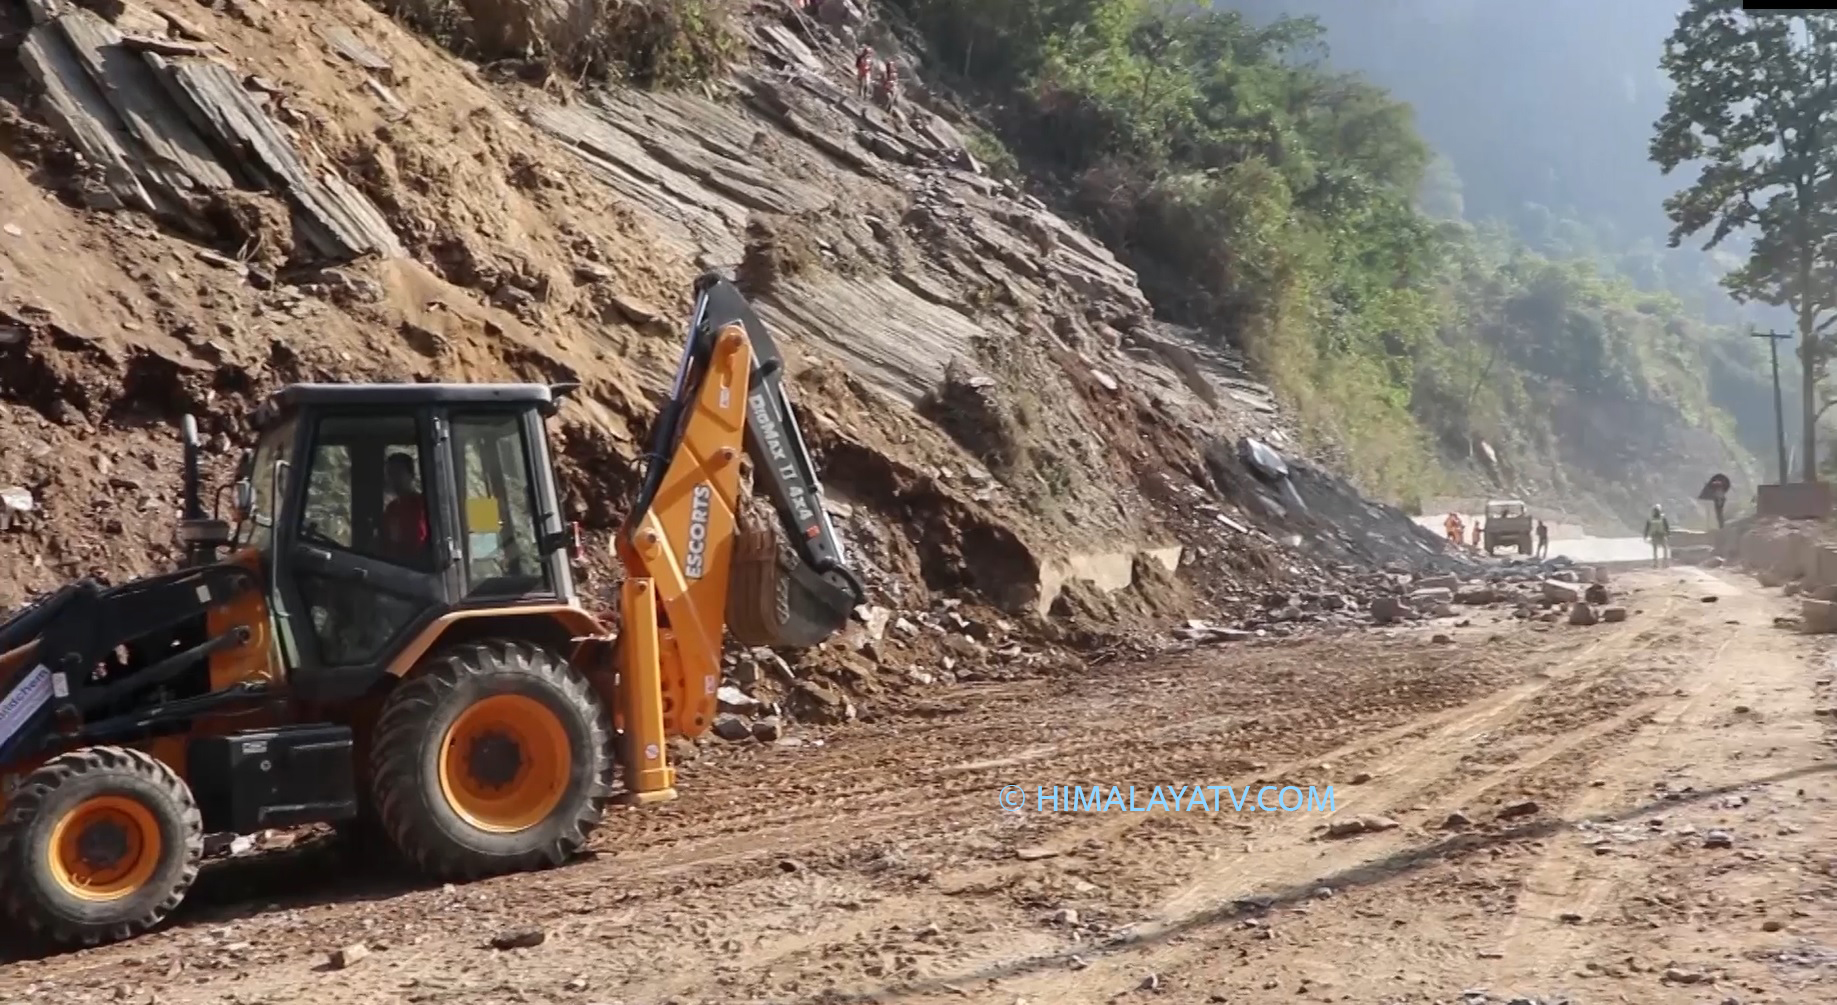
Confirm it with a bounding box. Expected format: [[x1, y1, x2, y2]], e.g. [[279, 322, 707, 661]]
[[47, 796, 163, 901], [437, 694, 571, 833]]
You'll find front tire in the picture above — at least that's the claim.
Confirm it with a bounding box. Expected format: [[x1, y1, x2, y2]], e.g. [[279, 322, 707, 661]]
[[369, 639, 615, 881], [0, 746, 203, 948]]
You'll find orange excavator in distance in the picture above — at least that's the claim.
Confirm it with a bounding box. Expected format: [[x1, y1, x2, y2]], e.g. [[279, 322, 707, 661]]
[[0, 274, 864, 950]]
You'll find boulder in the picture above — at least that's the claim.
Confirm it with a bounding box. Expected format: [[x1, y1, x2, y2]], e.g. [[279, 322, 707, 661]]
[[1601, 605, 1628, 623], [1542, 580, 1581, 604], [1568, 602, 1599, 626], [712, 714, 753, 741], [1369, 596, 1410, 624], [1801, 598, 1837, 635], [1455, 586, 1499, 605]]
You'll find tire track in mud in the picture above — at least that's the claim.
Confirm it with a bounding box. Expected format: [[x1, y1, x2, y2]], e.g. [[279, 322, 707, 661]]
[[990, 569, 1790, 1005], [580, 644, 1522, 886]]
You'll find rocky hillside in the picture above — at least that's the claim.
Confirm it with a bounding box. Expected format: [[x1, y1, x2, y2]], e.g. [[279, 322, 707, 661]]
[[0, 0, 1481, 717]]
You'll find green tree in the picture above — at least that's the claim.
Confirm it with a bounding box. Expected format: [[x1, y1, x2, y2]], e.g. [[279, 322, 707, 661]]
[[1650, 2, 1837, 482]]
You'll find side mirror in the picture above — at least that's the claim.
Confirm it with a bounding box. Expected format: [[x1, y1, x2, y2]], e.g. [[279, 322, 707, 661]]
[[233, 478, 253, 519]]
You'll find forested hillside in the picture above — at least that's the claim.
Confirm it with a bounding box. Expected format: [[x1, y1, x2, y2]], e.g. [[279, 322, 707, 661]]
[[887, 0, 1770, 528], [1231, 0, 1792, 461]]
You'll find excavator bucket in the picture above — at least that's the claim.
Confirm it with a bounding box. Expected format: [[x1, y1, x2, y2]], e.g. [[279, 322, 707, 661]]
[[725, 497, 856, 648]]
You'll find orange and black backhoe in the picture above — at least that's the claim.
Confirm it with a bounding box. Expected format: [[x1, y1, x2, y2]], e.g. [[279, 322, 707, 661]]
[[0, 274, 863, 949]]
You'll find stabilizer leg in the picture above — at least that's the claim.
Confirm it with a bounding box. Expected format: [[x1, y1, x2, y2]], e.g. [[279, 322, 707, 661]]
[[616, 577, 676, 806]]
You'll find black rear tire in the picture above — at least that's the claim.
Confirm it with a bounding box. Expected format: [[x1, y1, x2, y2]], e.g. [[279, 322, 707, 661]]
[[0, 746, 203, 948], [369, 639, 615, 881]]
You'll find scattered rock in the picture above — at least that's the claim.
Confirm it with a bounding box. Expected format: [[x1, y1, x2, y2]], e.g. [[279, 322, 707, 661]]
[[711, 714, 753, 742], [1497, 800, 1539, 820], [0, 486, 32, 531], [1409, 586, 1454, 605], [1442, 810, 1473, 829], [1542, 580, 1581, 604], [1325, 815, 1399, 838], [716, 685, 758, 712], [490, 928, 546, 951], [1369, 595, 1410, 624], [1567, 602, 1598, 626], [1703, 829, 1734, 849], [328, 943, 368, 969], [1800, 598, 1837, 634], [1601, 605, 1628, 623]]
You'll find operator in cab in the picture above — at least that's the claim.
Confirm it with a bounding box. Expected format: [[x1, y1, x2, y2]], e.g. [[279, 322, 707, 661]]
[[382, 452, 429, 560]]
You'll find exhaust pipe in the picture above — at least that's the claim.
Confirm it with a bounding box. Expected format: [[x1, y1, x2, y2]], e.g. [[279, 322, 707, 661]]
[[180, 414, 204, 522], [175, 414, 234, 567]]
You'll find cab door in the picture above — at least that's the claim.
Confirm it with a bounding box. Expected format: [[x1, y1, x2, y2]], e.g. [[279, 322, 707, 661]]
[[446, 408, 567, 604], [272, 408, 457, 702]]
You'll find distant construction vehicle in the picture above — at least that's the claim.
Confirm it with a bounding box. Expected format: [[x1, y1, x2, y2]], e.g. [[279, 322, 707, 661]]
[[0, 275, 863, 950], [1481, 499, 1534, 555]]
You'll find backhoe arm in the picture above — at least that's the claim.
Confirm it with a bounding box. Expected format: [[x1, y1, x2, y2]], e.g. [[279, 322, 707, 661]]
[[610, 275, 863, 800]]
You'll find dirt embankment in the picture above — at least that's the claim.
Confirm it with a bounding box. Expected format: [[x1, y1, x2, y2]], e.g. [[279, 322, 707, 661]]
[[0, 0, 1467, 719]]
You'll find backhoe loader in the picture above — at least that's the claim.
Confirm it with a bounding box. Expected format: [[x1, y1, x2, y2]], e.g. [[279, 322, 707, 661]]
[[0, 274, 863, 949]]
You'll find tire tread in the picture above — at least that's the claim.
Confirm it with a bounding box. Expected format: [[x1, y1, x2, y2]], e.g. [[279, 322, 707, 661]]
[[369, 639, 614, 881], [0, 745, 203, 947]]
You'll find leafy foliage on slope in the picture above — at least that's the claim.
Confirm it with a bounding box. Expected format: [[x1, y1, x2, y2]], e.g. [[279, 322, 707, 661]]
[[373, 0, 741, 86], [890, 0, 1763, 520]]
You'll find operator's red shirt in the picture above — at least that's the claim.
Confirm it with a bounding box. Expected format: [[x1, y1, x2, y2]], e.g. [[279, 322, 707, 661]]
[[382, 493, 428, 554]]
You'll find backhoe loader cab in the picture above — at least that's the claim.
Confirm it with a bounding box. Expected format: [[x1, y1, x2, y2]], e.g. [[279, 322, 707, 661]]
[[228, 381, 585, 700], [0, 274, 861, 951]]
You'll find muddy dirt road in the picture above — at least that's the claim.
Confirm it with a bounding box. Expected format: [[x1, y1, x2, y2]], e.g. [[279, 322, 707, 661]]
[[5, 566, 1833, 1004]]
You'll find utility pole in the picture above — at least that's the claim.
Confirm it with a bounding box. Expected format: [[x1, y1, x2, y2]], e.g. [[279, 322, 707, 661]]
[[1752, 328, 1793, 483]]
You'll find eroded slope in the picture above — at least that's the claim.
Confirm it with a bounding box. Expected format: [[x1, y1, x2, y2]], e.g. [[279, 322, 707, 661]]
[[0, 0, 1460, 660]]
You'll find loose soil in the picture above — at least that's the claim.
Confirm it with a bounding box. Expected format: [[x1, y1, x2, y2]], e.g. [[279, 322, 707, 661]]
[[6, 567, 1832, 1004]]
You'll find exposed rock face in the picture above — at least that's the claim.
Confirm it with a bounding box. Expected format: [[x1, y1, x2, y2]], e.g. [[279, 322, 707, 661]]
[[0, 0, 1472, 650]]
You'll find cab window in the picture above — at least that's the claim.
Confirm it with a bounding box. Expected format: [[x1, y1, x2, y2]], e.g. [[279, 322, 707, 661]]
[[450, 412, 549, 598], [234, 418, 296, 552]]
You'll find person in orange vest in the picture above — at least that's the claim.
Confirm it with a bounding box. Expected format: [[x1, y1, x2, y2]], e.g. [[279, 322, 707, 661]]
[[1443, 511, 1463, 546], [855, 46, 874, 100]]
